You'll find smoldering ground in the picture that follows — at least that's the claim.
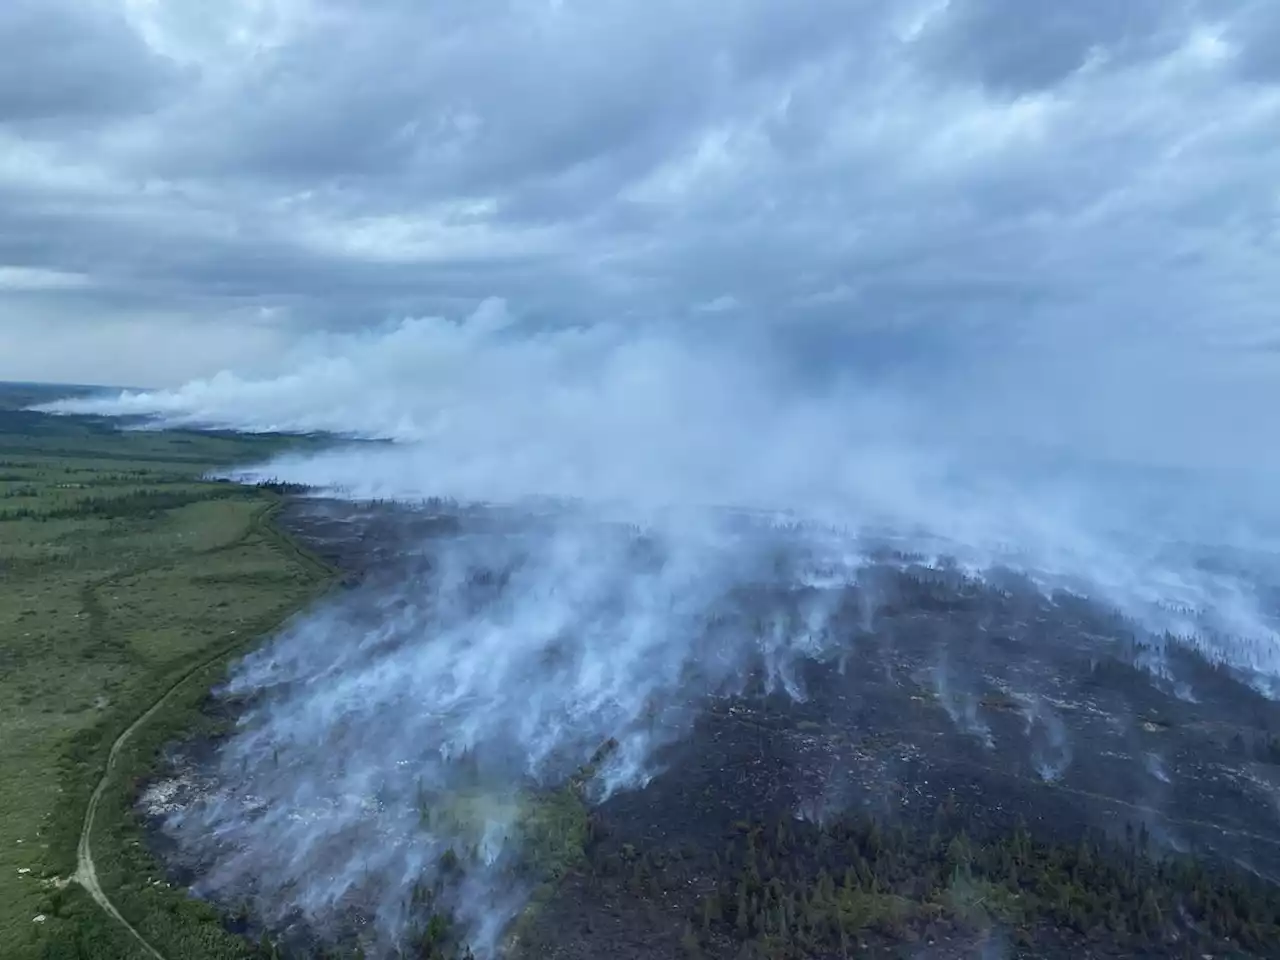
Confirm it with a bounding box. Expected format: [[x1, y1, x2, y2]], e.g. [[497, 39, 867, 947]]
[[135, 499, 1280, 958], [48, 314, 1280, 955], [158, 508, 899, 953]]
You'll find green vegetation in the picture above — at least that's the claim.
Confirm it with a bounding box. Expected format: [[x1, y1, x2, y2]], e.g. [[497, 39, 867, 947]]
[[691, 811, 1280, 957], [404, 749, 602, 960], [559, 799, 1280, 959], [0, 397, 333, 960], [0, 391, 595, 960]]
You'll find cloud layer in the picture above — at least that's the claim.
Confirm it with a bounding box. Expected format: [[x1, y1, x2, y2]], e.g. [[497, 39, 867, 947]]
[[3, 0, 1279, 473]]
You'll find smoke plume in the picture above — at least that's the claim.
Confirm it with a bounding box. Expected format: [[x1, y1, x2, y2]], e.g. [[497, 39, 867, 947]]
[[42, 300, 1280, 953], [45, 302, 1280, 671]]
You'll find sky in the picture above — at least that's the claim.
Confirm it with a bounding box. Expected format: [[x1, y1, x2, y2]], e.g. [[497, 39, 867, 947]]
[[4, 0, 1280, 473]]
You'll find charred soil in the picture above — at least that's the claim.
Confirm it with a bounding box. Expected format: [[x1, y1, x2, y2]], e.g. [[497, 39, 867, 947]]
[[141, 499, 1280, 959]]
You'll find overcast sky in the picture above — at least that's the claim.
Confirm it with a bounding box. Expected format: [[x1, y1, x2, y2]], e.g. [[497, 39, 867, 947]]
[[3, 0, 1279, 470]]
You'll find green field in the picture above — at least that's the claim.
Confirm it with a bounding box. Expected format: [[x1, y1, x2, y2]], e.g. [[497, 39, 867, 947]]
[[0, 390, 333, 960]]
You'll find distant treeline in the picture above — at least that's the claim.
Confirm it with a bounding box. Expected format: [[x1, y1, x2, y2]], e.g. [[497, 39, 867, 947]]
[[0, 477, 322, 521], [0, 487, 243, 522], [0, 409, 120, 436], [252, 479, 312, 495]]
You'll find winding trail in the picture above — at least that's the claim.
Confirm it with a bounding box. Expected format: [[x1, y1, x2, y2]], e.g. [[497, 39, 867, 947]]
[[71, 498, 334, 959], [75, 687, 174, 960]]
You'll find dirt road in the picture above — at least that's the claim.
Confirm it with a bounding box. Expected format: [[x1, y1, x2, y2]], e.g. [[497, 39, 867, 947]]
[[74, 683, 172, 960], [71, 500, 332, 959]]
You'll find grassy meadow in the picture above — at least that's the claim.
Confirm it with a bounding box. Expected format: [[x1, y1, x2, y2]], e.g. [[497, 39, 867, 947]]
[[0, 389, 333, 959]]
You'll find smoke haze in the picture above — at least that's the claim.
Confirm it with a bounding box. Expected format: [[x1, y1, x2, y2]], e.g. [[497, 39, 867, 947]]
[[45, 301, 1280, 676], [49, 299, 1280, 953]]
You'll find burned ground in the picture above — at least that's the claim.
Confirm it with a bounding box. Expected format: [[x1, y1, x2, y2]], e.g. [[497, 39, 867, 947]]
[[140, 498, 1280, 959]]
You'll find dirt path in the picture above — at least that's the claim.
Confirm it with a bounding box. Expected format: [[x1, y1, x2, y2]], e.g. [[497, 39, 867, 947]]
[[71, 498, 334, 959], [74, 684, 174, 960]]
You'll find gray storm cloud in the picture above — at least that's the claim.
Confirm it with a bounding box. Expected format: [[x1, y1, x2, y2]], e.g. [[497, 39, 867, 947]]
[[2, 0, 1279, 475]]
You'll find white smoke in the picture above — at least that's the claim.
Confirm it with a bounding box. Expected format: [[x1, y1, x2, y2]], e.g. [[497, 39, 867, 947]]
[[47, 300, 944, 517], [169, 506, 888, 954], [1019, 694, 1073, 784], [40, 299, 1280, 954], [931, 654, 994, 750], [43, 300, 1280, 676]]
